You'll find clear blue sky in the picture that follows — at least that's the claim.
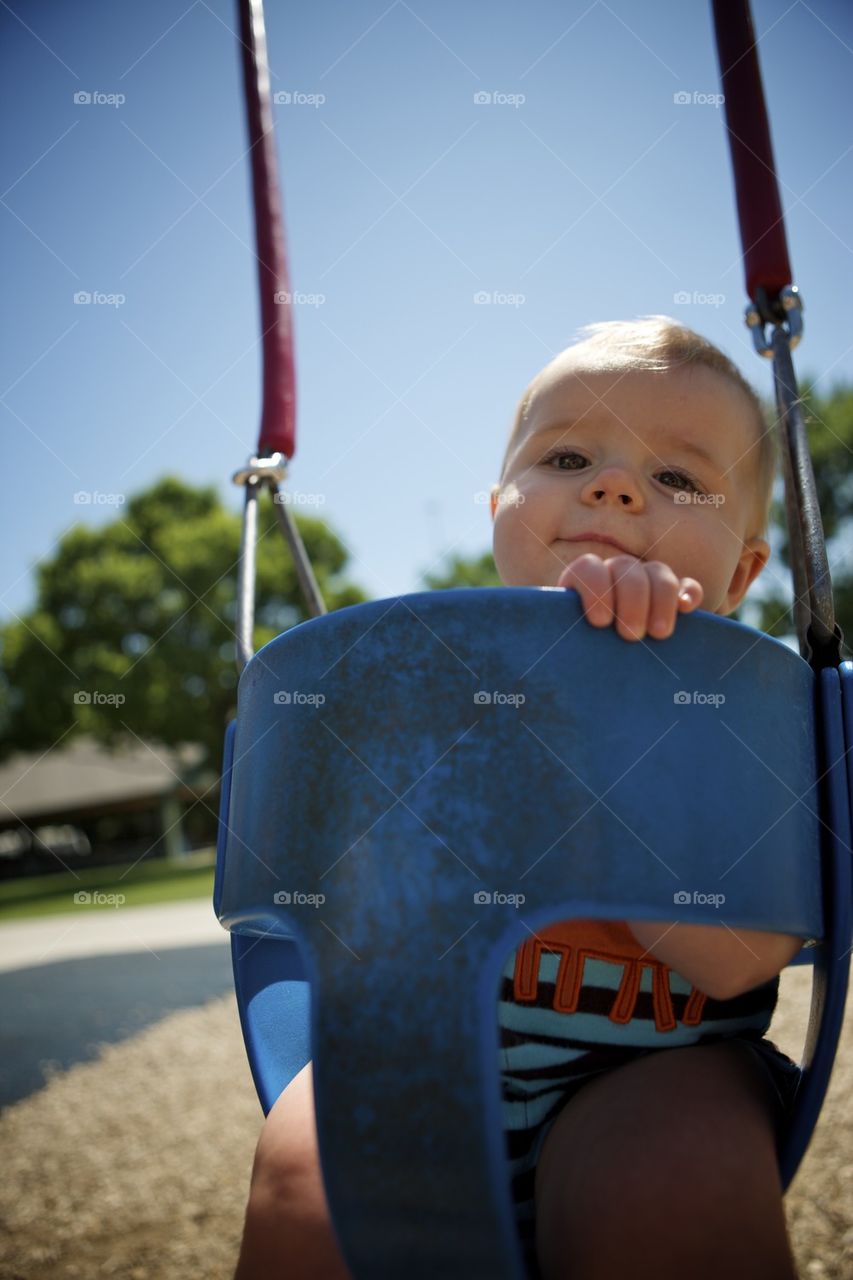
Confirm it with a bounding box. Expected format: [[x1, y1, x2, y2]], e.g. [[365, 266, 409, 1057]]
[[2, 0, 852, 627]]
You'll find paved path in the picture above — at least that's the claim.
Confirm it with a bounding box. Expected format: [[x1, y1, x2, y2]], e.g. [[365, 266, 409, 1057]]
[[0, 898, 227, 973], [0, 899, 233, 1108]]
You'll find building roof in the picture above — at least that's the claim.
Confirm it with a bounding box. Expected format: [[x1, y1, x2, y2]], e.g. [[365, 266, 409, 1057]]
[[0, 736, 207, 825]]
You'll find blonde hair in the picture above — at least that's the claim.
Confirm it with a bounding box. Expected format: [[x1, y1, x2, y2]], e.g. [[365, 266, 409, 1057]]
[[501, 316, 777, 541]]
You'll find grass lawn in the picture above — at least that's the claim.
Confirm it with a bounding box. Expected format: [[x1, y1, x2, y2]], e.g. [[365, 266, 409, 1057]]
[[0, 849, 216, 922]]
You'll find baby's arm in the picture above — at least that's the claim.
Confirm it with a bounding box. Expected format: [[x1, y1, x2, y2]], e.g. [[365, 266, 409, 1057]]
[[557, 551, 703, 640], [626, 920, 805, 1000]]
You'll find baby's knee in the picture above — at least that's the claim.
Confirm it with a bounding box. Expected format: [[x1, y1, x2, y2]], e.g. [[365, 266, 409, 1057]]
[[236, 1064, 353, 1280], [534, 1044, 788, 1277], [249, 1065, 324, 1209], [238, 1135, 348, 1280], [249, 1119, 307, 1208]]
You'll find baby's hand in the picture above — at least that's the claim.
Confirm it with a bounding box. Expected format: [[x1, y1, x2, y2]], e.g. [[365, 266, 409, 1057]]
[[557, 553, 703, 642]]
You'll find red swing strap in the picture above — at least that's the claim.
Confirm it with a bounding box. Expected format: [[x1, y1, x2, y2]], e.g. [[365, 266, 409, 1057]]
[[711, 0, 793, 325], [232, 0, 326, 672], [238, 0, 296, 460], [712, 0, 842, 670]]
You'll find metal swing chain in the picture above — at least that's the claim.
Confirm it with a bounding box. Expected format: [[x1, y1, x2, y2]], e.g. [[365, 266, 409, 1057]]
[[234, 456, 328, 675], [746, 291, 843, 673]]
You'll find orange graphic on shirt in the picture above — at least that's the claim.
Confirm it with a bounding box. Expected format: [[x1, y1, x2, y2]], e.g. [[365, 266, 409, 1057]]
[[512, 933, 707, 1033]]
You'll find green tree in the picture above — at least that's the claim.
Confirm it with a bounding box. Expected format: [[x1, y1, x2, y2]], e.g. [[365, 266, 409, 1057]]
[[421, 550, 503, 590], [0, 477, 368, 766]]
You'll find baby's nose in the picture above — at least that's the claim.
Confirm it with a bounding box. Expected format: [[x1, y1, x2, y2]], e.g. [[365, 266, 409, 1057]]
[[581, 464, 641, 507], [594, 489, 633, 504]]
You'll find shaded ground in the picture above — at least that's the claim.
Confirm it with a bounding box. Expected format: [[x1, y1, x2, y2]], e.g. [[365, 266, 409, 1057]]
[[0, 943, 233, 1107], [0, 965, 850, 1279]]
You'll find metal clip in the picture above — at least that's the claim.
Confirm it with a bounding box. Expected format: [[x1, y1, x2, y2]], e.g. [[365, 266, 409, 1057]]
[[746, 284, 804, 358], [233, 454, 288, 674], [232, 452, 289, 488]]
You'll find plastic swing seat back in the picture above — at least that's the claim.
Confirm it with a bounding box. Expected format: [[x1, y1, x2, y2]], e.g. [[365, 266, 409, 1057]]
[[214, 587, 853, 1280]]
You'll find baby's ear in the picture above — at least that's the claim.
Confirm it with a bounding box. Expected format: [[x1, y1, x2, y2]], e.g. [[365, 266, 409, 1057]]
[[723, 536, 771, 614], [744, 536, 771, 586], [489, 484, 501, 519]]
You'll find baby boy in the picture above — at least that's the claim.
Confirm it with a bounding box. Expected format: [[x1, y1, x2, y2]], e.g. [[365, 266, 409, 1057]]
[[488, 316, 804, 1280], [231, 317, 805, 1280]]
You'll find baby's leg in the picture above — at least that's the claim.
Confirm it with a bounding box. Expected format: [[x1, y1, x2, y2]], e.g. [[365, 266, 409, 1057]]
[[233, 1060, 353, 1280], [533, 1041, 797, 1280]]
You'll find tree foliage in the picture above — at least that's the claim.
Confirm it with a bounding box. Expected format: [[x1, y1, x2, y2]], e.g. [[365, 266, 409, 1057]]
[[0, 477, 367, 766], [421, 550, 503, 590]]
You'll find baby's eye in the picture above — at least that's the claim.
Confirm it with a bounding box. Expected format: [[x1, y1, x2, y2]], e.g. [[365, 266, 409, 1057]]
[[539, 448, 704, 496], [541, 448, 588, 470], [657, 469, 701, 494]]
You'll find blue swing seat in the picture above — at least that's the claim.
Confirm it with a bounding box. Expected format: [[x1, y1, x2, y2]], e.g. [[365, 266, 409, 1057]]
[[214, 586, 852, 1280]]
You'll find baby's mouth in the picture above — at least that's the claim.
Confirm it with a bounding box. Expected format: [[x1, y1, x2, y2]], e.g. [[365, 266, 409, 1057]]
[[558, 536, 642, 559]]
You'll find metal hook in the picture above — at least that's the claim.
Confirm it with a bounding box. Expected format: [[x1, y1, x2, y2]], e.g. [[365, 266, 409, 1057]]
[[746, 284, 803, 358]]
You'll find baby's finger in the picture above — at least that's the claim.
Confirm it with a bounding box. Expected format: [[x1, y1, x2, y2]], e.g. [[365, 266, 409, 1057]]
[[608, 555, 652, 641], [643, 561, 682, 639], [676, 578, 704, 611], [558, 554, 615, 626]]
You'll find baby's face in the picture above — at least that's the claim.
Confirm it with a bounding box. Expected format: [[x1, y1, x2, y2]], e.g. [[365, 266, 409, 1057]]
[[490, 362, 770, 616]]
